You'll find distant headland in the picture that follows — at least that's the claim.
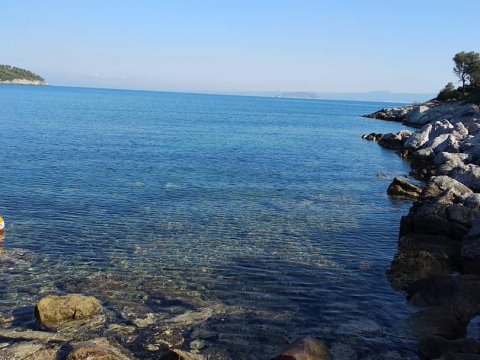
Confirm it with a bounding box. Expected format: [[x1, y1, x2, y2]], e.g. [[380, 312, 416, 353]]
[[0, 65, 47, 86]]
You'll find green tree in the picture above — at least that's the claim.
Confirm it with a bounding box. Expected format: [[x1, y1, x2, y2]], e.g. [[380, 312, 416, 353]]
[[453, 51, 480, 94]]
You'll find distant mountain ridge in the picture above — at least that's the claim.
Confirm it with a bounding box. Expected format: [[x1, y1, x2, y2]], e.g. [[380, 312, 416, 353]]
[[277, 90, 436, 103], [0, 65, 47, 85]]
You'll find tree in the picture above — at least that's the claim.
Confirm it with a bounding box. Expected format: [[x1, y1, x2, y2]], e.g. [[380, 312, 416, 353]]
[[453, 51, 480, 94]]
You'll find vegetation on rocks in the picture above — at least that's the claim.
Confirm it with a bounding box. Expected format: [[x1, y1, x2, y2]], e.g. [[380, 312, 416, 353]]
[[437, 51, 480, 102], [0, 64, 46, 83]]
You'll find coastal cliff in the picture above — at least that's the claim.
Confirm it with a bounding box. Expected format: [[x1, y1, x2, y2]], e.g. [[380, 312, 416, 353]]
[[363, 99, 480, 359], [0, 65, 47, 86]]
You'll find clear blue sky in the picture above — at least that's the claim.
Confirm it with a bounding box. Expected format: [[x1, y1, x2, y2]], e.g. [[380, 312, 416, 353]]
[[2, 0, 479, 94]]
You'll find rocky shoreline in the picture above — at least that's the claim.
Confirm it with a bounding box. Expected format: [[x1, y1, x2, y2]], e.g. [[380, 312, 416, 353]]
[[362, 99, 480, 359], [0, 79, 47, 86]]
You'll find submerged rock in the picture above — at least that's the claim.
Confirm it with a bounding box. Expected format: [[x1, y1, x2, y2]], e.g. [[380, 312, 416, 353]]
[[67, 338, 135, 360], [0, 341, 60, 360], [387, 177, 422, 199], [36, 294, 102, 327], [271, 335, 331, 360]]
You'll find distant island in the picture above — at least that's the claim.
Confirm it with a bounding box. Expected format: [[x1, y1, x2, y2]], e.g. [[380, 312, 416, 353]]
[[0, 65, 47, 85]]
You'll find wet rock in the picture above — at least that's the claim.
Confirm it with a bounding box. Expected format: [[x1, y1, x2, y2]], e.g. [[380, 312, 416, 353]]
[[461, 222, 480, 274], [398, 234, 460, 260], [0, 329, 69, 342], [66, 338, 135, 360], [190, 339, 206, 350], [419, 336, 480, 359], [387, 177, 423, 199], [465, 194, 480, 210], [404, 123, 432, 150], [363, 106, 414, 122], [0, 340, 60, 360], [410, 305, 472, 339], [36, 294, 102, 327], [420, 176, 473, 203], [388, 250, 453, 290], [407, 275, 480, 309], [155, 328, 185, 348], [190, 327, 217, 341], [378, 131, 411, 150], [361, 133, 383, 141], [271, 335, 331, 360], [132, 313, 156, 328], [160, 349, 205, 360]]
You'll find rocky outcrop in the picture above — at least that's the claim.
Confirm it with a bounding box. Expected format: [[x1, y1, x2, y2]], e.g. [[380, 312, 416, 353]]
[[0, 79, 47, 85], [364, 99, 480, 359], [36, 294, 102, 327], [363, 105, 415, 121], [387, 177, 423, 199], [404, 101, 480, 127]]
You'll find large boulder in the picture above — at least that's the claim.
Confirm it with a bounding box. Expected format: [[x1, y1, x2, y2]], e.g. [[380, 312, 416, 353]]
[[398, 234, 460, 260], [387, 177, 423, 199], [409, 305, 473, 339], [400, 203, 480, 240], [36, 294, 102, 327], [404, 124, 432, 151], [420, 176, 473, 203], [378, 131, 411, 150], [453, 165, 480, 192], [387, 250, 453, 291], [427, 134, 459, 154], [404, 105, 432, 126], [271, 335, 331, 360]]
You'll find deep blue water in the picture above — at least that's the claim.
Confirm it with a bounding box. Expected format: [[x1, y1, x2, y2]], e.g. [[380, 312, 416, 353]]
[[0, 86, 417, 358]]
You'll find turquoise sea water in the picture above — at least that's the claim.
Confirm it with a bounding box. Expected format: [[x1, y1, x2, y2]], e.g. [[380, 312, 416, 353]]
[[0, 86, 417, 358]]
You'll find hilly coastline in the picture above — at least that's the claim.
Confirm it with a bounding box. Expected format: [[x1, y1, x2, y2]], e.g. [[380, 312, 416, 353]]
[[0, 65, 47, 86]]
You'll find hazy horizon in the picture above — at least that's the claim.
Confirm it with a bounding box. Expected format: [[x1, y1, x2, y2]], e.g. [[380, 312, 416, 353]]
[[2, 0, 479, 96]]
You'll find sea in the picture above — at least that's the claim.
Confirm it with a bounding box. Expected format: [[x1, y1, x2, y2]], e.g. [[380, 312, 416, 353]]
[[0, 85, 418, 359]]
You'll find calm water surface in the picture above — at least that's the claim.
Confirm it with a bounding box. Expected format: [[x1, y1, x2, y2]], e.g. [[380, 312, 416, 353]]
[[0, 86, 417, 358]]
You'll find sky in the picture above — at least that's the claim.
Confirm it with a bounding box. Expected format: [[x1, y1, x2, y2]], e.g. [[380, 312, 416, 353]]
[[1, 0, 479, 95]]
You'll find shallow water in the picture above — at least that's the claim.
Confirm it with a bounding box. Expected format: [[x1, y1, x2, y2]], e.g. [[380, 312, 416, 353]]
[[0, 86, 417, 358]]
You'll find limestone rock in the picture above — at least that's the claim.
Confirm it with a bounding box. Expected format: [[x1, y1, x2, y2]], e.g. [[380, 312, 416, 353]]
[[271, 335, 331, 360], [404, 123, 432, 150], [454, 165, 480, 192], [36, 294, 102, 327], [387, 177, 422, 199], [411, 148, 435, 162], [420, 176, 472, 203]]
